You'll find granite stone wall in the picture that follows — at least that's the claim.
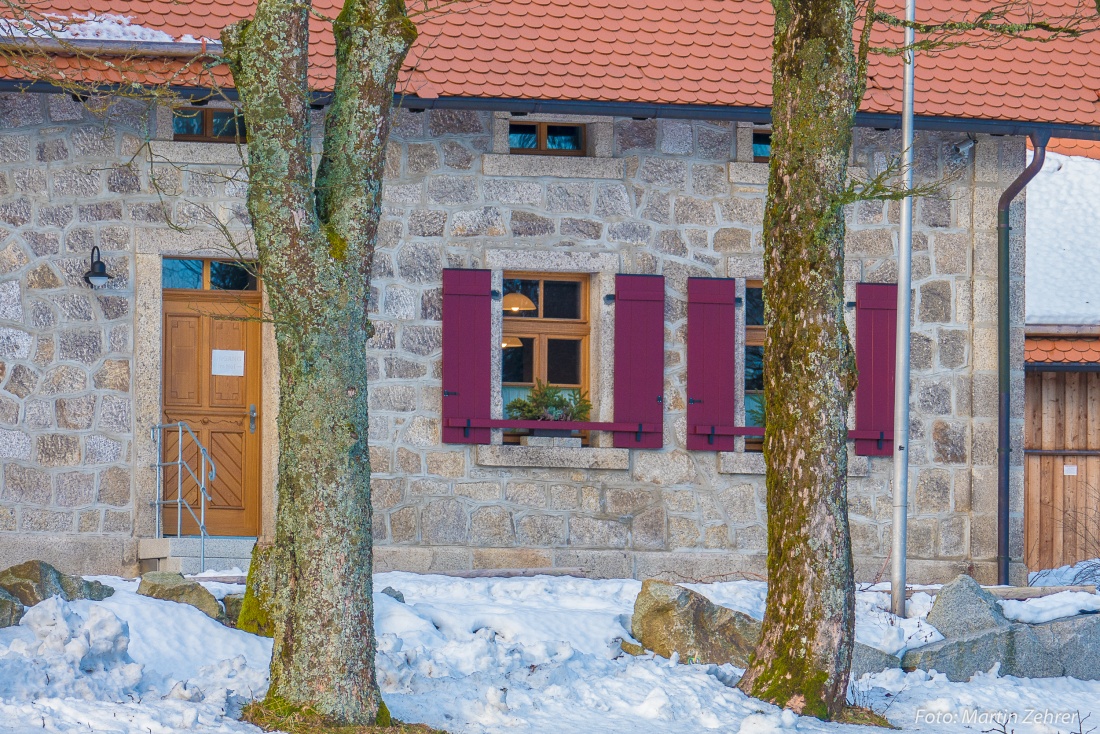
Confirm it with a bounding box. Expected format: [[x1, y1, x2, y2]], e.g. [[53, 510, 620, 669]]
[[0, 92, 1028, 583]]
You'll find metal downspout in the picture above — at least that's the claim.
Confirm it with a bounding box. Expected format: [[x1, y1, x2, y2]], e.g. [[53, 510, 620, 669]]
[[997, 131, 1048, 585]]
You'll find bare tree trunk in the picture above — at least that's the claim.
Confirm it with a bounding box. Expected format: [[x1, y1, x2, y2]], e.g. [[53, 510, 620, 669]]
[[222, 0, 414, 723], [735, 0, 861, 719]]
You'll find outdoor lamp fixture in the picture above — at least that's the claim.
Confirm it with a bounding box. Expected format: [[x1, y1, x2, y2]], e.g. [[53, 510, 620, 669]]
[[83, 246, 110, 288], [502, 336, 523, 348], [502, 292, 536, 313]]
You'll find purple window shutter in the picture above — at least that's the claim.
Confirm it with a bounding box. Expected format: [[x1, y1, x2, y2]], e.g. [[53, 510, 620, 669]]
[[854, 283, 898, 456], [442, 268, 492, 445], [686, 278, 738, 451], [613, 274, 665, 449]]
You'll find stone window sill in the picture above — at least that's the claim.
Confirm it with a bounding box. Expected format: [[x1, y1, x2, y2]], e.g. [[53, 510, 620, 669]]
[[148, 140, 246, 166], [476, 444, 629, 470], [728, 161, 769, 185], [718, 450, 870, 477], [482, 153, 625, 180]]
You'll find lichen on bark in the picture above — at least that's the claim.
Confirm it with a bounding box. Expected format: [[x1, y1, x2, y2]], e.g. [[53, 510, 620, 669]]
[[221, 0, 414, 724], [735, 0, 864, 719]]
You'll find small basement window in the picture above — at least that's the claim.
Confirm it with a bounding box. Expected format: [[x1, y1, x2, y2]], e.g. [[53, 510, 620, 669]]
[[752, 132, 772, 162], [509, 122, 586, 156], [173, 107, 247, 143]]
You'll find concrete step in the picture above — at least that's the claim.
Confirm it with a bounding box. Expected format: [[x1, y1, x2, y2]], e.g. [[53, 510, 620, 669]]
[[138, 537, 256, 575]]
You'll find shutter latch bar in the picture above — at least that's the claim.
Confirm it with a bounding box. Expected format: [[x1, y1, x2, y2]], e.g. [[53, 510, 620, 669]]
[[443, 390, 457, 397], [465, 419, 471, 438], [708, 426, 715, 445], [688, 398, 702, 405], [878, 431, 884, 450], [636, 423, 643, 443]]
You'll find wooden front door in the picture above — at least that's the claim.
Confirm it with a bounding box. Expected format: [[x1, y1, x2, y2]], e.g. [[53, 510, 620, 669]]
[[1024, 370, 1100, 570], [162, 288, 262, 537]]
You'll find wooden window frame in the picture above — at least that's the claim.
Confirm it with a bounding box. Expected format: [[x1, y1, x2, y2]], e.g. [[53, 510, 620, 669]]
[[502, 271, 591, 442], [744, 279, 765, 451], [508, 122, 587, 157], [162, 258, 259, 292], [172, 107, 247, 143]]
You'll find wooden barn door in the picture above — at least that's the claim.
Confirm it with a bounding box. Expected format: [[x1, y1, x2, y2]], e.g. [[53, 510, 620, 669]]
[[162, 291, 262, 536], [1024, 370, 1100, 570]]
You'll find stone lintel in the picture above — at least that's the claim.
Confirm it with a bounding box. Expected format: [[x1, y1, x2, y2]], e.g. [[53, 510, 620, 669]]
[[475, 444, 629, 470], [482, 153, 625, 180], [484, 249, 619, 273]]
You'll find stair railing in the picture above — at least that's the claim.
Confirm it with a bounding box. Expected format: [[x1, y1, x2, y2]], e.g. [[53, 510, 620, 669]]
[[151, 421, 216, 572]]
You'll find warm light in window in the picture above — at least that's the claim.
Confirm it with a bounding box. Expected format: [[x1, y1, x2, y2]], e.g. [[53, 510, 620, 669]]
[[502, 293, 537, 313], [502, 336, 523, 348]]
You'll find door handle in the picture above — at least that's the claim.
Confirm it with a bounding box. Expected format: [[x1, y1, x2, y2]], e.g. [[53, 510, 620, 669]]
[[249, 404, 257, 434]]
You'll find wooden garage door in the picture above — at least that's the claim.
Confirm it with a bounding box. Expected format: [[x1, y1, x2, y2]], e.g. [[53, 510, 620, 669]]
[[1024, 370, 1100, 570]]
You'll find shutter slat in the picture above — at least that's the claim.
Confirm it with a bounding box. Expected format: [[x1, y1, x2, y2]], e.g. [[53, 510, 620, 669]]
[[687, 277, 738, 451], [854, 282, 898, 456], [613, 274, 665, 448], [442, 268, 492, 444]]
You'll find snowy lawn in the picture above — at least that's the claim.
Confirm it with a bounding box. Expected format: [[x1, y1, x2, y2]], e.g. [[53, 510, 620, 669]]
[[1, 572, 1099, 733]]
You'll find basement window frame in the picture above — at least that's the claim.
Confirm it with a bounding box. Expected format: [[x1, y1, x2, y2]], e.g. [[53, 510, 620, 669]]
[[508, 121, 587, 157], [172, 107, 248, 144]]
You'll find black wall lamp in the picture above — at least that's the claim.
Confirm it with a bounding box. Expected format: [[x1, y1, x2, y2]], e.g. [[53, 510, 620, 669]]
[[83, 246, 110, 288]]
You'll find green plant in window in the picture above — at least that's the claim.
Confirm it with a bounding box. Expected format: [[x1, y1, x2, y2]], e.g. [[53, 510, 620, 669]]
[[505, 379, 592, 421], [747, 395, 767, 427]]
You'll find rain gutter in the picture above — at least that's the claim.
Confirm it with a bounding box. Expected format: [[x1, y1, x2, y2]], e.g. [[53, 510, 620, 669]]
[[997, 131, 1049, 585]]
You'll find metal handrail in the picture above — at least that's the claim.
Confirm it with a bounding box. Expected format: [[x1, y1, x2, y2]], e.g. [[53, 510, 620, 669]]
[[151, 421, 216, 572]]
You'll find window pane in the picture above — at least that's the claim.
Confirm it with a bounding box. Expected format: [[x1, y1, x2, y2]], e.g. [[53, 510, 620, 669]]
[[212, 110, 246, 139], [542, 280, 580, 319], [502, 336, 534, 383], [752, 132, 772, 160], [172, 110, 203, 137], [210, 261, 257, 290], [546, 125, 582, 150], [509, 123, 538, 150], [745, 345, 764, 391], [503, 278, 539, 317], [745, 393, 766, 427], [162, 259, 203, 289], [547, 339, 581, 385], [746, 287, 764, 326]]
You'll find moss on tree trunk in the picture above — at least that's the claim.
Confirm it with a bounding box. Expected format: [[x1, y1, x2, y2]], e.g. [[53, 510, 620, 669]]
[[222, 0, 414, 724], [735, 0, 861, 719]]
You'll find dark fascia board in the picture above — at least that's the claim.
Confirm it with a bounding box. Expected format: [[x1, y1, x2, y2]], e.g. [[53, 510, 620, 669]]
[[5, 78, 1100, 141], [1025, 362, 1100, 372]]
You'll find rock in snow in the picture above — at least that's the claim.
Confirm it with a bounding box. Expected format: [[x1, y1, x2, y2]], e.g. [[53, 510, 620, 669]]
[[925, 575, 1010, 638], [137, 572, 221, 620], [0, 587, 23, 628], [0, 560, 113, 611], [630, 579, 901, 678]]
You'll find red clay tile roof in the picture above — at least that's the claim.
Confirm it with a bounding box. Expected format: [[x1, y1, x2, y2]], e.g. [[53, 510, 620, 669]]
[[5, 0, 1100, 131], [1026, 337, 1100, 364], [1032, 138, 1100, 158]]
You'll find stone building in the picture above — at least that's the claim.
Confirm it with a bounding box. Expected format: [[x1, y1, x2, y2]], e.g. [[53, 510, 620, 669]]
[[0, 0, 1097, 583]]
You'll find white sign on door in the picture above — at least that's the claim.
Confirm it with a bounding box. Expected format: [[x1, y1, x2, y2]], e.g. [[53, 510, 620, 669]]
[[211, 349, 245, 377], [1064, 464, 1079, 476]]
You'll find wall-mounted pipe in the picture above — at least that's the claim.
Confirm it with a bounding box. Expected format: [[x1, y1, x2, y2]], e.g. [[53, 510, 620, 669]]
[[997, 131, 1049, 585]]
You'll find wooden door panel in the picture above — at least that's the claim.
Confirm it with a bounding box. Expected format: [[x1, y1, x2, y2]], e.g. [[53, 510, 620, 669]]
[[1025, 370, 1100, 570], [163, 291, 262, 537], [210, 318, 247, 408], [165, 315, 202, 406]]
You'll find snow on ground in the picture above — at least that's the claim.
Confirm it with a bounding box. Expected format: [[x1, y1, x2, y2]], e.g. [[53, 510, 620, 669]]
[[1026, 150, 1100, 324], [1, 571, 1100, 733]]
